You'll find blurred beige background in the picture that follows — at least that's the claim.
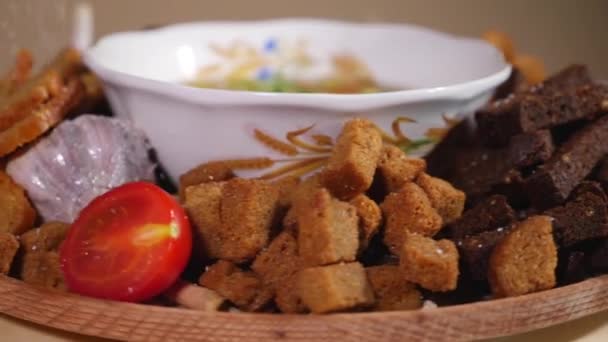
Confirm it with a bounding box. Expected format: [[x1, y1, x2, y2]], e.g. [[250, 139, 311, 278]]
[[1, 0, 607, 78]]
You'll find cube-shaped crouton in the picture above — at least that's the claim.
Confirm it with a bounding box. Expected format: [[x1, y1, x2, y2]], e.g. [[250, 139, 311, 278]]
[[381, 182, 443, 254], [282, 175, 322, 233], [0, 233, 19, 274], [416, 173, 465, 224], [349, 194, 382, 251], [252, 231, 301, 289], [199, 260, 273, 311], [21, 251, 65, 289], [178, 161, 235, 200], [400, 233, 459, 292], [272, 176, 301, 208], [297, 189, 359, 266], [321, 119, 383, 200], [489, 215, 557, 297], [366, 265, 422, 311], [0, 171, 36, 235], [20, 222, 69, 253], [252, 231, 305, 313], [276, 275, 307, 313], [377, 145, 427, 193], [297, 262, 375, 313], [185, 179, 279, 262]]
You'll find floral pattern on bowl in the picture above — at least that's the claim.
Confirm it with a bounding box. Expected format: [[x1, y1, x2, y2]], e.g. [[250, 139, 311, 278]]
[[188, 38, 378, 93]]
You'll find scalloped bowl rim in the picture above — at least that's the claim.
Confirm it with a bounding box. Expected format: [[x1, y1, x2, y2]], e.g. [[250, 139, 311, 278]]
[[84, 19, 512, 112]]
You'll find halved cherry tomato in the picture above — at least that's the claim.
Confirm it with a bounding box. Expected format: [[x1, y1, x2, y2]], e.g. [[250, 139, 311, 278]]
[[60, 181, 192, 302]]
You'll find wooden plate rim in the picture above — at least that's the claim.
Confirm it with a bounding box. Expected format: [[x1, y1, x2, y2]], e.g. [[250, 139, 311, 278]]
[[1, 274, 607, 341]]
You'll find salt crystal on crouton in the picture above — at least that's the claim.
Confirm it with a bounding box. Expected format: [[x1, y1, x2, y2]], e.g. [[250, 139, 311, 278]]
[[399, 233, 459, 292], [0, 171, 36, 235], [185, 179, 279, 262], [0, 233, 19, 274], [199, 260, 273, 311], [366, 265, 422, 311], [297, 262, 375, 313], [297, 188, 359, 266], [178, 161, 235, 201], [349, 194, 382, 251], [381, 182, 443, 254], [377, 144, 426, 193], [321, 119, 383, 200], [489, 215, 557, 297], [416, 172, 465, 224]]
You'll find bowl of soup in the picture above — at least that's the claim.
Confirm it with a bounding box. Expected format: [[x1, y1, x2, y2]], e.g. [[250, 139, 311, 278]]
[[84, 19, 510, 181]]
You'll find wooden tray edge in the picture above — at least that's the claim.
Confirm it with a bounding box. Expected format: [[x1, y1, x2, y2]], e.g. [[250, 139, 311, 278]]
[[1, 274, 607, 341]]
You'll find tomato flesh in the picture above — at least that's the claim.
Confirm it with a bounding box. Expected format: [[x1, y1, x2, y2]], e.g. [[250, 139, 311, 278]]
[[60, 181, 192, 302]]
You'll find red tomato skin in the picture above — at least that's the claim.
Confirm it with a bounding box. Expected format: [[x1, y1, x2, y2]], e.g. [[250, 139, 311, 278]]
[[60, 181, 192, 302]]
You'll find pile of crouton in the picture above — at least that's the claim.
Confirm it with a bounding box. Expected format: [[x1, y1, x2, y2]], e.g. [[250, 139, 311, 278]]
[[182, 119, 469, 313]]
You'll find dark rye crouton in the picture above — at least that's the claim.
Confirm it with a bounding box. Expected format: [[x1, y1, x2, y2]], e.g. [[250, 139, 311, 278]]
[[456, 227, 512, 281], [297, 188, 359, 266], [297, 262, 375, 313], [199, 260, 272, 311], [544, 183, 608, 247], [366, 265, 422, 311], [416, 173, 465, 224], [507, 129, 554, 168], [251, 231, 305, 313], [184, 179, 279, 262], [381, 182, 442, 254], [489, 216, 557, 297], [0, 171, 36, 235], [0, 233, 19, 274], [399, 233, 459, 292], [377, 144, 426, 193], [349, 194, 382, 251], [475, 65, 602, 146], [321, 119, 383, 200], [18, 222, 69, 289], [178, 161, 235, 201], [449, 195, 516, 239], [526, 115, 608, 209]]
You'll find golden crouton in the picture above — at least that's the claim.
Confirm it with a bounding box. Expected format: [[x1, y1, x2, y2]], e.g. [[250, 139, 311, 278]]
[[0, 232, 19, 274], [252, 231, 301, 289], [20, 221, 69, 253], [185, 179, 280, 262], [489, 215, 557, 297], [399, 233, 459, 292], [377, 144, 426, 193], [0, 171, 36, 235], [416, 173, 465, 224], [349, 194, 382, 251], [252, 231, 305, 313], [199, 260, 273, 311], [272, 176, 301, 208], [366, 265, 422, 311], [21, 251, 65, 289], [297, 188, 359, 266], [381, 182, 443, 254], [321, 119, 383, 200], [282, 175, 322, 233], [275, 275, 307, 313], [178, 161, 235, 201], [297, 262, 375, 313], [18, 222, 69, 289]]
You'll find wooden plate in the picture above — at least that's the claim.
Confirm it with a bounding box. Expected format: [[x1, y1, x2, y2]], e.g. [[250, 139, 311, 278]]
[[1, 274, 607, 341]]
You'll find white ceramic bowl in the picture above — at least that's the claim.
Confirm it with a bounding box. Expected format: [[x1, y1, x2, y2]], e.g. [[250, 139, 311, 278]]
[[84, 19, 510, 181]]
